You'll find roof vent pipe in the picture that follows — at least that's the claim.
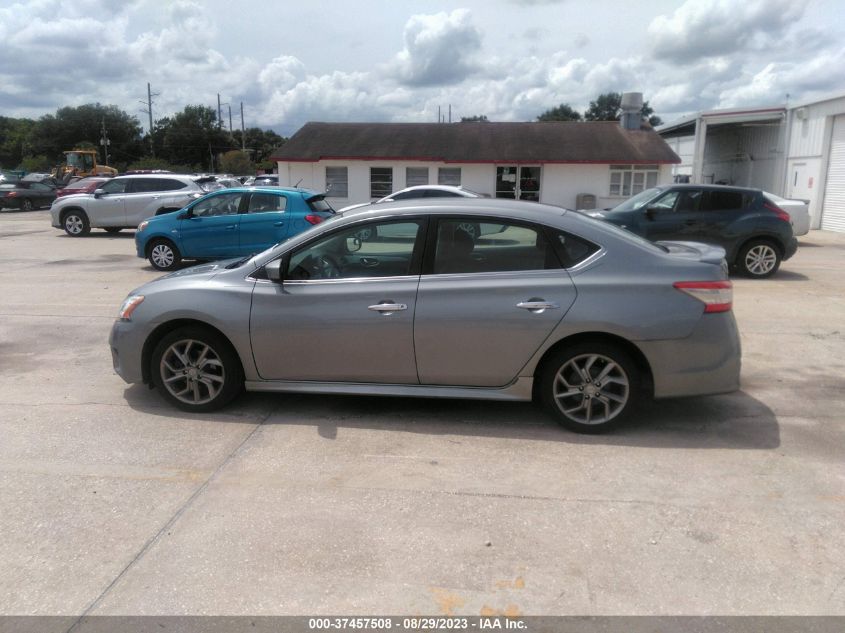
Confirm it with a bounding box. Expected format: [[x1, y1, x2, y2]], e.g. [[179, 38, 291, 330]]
[[620, 92, 643, 130]]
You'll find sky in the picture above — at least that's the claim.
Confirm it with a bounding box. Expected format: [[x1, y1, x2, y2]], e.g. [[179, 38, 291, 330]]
[[1, 0, 843, 136]]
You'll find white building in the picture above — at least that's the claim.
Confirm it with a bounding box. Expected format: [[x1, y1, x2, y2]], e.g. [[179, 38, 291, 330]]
[[271, 120, 680, 211], [658, 92, 845, 232]]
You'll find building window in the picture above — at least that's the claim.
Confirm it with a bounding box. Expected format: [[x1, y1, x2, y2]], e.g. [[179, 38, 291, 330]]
[[325, 167, 348, 197], [609, 165, 659, 197], [406, 167, 428, 187], [370, 167, 393, 198], [438, 167, 461, 186]]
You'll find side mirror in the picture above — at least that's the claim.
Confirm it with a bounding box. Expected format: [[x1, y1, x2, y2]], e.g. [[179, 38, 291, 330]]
[[93, 188, 105, 198], [265, 258, 284, 283], [645, 207, 659, 220], [177, 212, 188, 220]]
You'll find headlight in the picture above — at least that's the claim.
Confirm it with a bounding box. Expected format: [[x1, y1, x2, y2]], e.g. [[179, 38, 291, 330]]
[[137, 220, 149, 232], [118, 295, 144, 321]]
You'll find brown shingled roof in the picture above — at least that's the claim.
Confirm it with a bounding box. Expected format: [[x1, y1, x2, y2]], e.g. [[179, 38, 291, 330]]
[[271, 121, 680, 164]]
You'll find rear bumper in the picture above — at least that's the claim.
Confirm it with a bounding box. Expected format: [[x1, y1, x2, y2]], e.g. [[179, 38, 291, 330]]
[[783, 237, 798, 261], [637, 311, 741, 399]]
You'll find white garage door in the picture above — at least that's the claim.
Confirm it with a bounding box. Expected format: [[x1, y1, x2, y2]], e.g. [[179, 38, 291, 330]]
[[822, 114, 845, 232]]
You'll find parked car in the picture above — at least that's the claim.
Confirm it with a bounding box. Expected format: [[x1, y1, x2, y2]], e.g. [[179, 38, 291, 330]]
[[50, 174, 217, 236], [249, 175, 279, 186], [135, 187, 335, 271], [55, 176, 110, 198], [338, 185, 484, 213], [0, 180, 57, 210], [586, 184, 798, 278], [110, 198, 741, 433], [763, 192, 810, 236]]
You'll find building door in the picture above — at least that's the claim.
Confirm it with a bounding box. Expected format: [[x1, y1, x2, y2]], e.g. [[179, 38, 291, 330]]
[[821, 114, 845, 232], [495, 166, 541, 201]]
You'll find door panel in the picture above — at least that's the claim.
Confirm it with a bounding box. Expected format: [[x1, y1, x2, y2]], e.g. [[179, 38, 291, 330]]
[[239, 192, 290, 255], [179, 215, 241, 257], [415, 271, 575, 386], [250, 278, 420, 382]]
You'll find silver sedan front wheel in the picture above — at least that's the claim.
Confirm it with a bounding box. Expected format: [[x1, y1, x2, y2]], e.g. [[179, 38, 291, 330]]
[[63, 211, 90, 236], [151, 327, 244, 412], [159, 339, 225, 406], [541, 342, 641, 433]]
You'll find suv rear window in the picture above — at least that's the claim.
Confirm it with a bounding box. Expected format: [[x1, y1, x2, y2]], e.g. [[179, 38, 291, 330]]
[[702, 191, 748, 211]]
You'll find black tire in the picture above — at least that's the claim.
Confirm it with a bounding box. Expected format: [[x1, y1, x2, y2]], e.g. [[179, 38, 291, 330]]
[[21, 199, 34, 211], [62, 210, 90, 236], [540, 341, 641, 434], [736, 239, 781, 278], [104, 227, 122, 234], [147, 238, 182, 271], [150, 326, 244, 412]]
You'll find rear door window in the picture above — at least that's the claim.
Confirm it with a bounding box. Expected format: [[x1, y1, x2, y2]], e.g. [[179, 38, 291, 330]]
[[248, 193, 286, 213], [432, 219, 561, 274], [703, 190, 746, 211]]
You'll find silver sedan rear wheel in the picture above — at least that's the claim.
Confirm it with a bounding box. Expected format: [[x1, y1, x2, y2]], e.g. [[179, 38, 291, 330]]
[[541, 342, 641, 433]]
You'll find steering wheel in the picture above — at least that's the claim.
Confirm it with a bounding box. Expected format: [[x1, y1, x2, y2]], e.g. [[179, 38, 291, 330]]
[[316, 254, 342, 279]]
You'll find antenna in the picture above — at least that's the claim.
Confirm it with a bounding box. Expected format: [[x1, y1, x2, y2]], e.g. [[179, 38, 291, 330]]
[[294, 178, 303, 188]]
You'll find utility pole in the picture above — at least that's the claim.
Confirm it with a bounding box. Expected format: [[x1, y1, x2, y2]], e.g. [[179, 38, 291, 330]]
[[448, 104, 451, 123], [139, 82, 160, 157], [228, 104, 233, 133], [240, 102, 246, 152], [217, 93, 223, 129], [100, 119, 111, 166]]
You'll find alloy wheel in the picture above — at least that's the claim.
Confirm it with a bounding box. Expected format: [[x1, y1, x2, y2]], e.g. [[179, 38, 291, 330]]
[[159, 339, 225, 405], [552, 353, 630, 425], [65, 215, 84, 234], [744, 244, 778, 276]]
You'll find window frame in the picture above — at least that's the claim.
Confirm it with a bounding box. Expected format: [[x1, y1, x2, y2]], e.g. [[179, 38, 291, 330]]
[[370, 167, 393, 199], [421, 215, 567, 276], [437, 167, 461, 186], [609, 164, 660, 197], [325, 166, 349, 198], [279, 216, 430, 283], [406, 167, 429, 187]]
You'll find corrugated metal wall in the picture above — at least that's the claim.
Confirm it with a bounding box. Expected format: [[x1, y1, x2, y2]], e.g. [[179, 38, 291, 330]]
[[821, 114, 845, 232], [789, 96, 845, 158]]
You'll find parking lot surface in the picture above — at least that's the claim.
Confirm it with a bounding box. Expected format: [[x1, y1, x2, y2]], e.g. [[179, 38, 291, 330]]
[[1, 210, 844, 616]]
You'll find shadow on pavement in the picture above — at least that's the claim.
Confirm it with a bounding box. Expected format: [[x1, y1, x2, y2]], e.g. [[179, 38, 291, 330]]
[[124, 383, 780, 450]]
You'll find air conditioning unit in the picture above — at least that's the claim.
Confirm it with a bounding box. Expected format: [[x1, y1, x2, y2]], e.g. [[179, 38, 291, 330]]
[[795, 107, 808, 120], [576, 193, 597, 210]]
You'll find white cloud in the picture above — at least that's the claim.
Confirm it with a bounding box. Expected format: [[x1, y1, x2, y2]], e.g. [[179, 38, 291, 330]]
[[386, 9, 482, 87], [648, 0, 807, 63]]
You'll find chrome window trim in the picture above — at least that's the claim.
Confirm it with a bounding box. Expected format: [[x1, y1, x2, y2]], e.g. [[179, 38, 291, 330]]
[[565, 247, 606, 272]]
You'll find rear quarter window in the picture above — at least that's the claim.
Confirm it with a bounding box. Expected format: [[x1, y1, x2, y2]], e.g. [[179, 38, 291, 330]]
[[703, 191, 748, 211]]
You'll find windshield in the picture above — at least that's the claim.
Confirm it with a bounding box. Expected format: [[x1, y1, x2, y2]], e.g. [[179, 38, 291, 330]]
[[609, 187, 663, 213]]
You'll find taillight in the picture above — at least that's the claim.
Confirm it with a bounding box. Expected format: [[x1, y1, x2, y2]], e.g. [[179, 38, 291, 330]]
[[673, 281, 733, 313], [304, 214, 323, 225], [763, 201, 791, 223], [6, 191, 18, 197]]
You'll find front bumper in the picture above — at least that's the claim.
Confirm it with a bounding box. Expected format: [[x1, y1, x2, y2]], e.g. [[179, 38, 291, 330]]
[[109, 319, 147, 384], [637, 311, 741, 399]]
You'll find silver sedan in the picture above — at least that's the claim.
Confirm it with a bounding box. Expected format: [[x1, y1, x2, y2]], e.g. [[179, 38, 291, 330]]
[[110, 199, 741, 433]]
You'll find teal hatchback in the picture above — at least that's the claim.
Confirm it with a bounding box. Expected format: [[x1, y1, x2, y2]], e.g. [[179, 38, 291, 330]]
[[135, 187, 335, 270]]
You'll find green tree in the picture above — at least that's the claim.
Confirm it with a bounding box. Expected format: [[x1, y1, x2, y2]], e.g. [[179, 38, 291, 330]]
[[0, 117, 36, 168], [460, 115, 489, 122], [536, 104, 582, 122], [584, 92, 662, 126], [160, 105, 235, 170], [232, 127, 286, 168], [28, 104, 144, 170], [219, 150, 253, 175]]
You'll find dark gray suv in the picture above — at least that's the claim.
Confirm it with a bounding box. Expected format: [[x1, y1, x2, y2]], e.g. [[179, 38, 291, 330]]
[[587, 184, 798, 278]]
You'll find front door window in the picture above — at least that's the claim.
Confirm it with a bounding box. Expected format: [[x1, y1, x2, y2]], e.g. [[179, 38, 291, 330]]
[[496, 166, 541, 201]]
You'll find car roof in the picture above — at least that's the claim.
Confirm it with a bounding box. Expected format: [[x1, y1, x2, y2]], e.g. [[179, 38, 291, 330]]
[[340, 197, 568, 221], [208, 186, 320, 196], [663, 183, 762, 194]]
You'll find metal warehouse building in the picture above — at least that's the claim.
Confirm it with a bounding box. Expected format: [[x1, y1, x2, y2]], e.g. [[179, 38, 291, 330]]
[[658, 92, 845, 232]]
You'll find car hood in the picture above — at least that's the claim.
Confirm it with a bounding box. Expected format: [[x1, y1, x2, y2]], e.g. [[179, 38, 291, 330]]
[[133, 259, 239, 294]]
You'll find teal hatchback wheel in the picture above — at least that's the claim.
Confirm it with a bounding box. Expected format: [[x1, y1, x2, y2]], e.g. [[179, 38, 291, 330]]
[[148, 238, 182, 271]]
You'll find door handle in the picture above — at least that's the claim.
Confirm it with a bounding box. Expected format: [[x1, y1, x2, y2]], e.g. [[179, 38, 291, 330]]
[[360, 257, 379, 267], [225, 225, 236, 230], [684, 219, 697, 226], [368, 302, 408, 315], [273, 221, 285, 226], [517, 300, 559, 314]]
